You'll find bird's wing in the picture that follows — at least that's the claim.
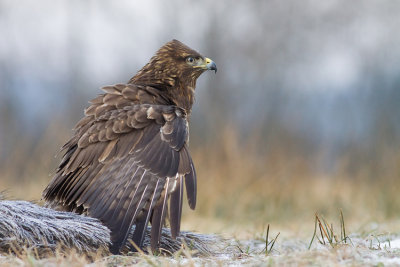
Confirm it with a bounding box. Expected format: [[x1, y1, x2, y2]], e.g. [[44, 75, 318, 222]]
[[42, 84, 196, 253]]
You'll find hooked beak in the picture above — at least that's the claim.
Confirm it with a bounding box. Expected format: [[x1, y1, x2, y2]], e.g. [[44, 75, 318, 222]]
[[205, 57, 217, 73]]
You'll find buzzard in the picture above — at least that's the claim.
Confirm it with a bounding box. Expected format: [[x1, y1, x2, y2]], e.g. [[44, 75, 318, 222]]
[[42, 40, 217, 254]]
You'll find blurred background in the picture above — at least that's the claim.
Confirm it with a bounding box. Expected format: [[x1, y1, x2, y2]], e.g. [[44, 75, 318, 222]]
[[1, 0, 400, 236]]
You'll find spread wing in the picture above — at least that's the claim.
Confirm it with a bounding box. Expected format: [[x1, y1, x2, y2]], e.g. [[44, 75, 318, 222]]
[[42, 84, 197, 253]]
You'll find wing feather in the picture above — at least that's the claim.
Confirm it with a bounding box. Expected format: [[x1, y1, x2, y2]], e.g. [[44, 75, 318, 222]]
[[65, 163, 104, 205], [184, 161, 197, 210], [88, 161, 140, 216], [110, 168, 147, 222], [130, 178, 165, 249], [170, 175, 184, 238], [42, 84, 197, 253], [150, 178, 170, 250]]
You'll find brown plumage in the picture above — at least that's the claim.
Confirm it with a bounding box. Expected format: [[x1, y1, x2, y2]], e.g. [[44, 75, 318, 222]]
[[42, 39, 217, 254]]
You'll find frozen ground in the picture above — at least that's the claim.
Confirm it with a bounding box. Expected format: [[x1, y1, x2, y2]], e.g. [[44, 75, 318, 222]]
[[1, 200, 399, 266], [85, 234, 400, 266], [1, 234, 398, 266]]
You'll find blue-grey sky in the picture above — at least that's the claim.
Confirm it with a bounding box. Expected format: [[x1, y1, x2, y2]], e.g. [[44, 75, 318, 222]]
[[1, 0, 400, 168]]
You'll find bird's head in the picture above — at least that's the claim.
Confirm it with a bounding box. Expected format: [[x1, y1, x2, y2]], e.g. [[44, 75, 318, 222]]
[[130, 39, 217, 88]]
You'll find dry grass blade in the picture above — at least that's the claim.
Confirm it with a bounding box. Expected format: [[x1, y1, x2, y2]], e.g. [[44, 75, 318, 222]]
[[262, 224, 280, 255], [175, 240, 196, 267], [318, 216, 331, 245], [128, 240, 158, 267], [308, 214, 319, 250], [340, 209, 347, 243]]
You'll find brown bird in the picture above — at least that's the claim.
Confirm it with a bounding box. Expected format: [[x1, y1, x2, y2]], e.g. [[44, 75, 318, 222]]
[[42, 39, 217, 254]]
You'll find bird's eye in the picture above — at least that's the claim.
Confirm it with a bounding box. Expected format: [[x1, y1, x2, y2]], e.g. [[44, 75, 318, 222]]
[[186, 57, 195, 63]]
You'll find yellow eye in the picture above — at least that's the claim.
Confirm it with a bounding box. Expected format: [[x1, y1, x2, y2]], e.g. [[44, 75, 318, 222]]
[[186, 57, 195, 63]]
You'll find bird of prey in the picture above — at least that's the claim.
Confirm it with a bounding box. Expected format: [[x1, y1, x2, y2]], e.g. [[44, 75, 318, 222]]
[[42, 39, 217, 254]]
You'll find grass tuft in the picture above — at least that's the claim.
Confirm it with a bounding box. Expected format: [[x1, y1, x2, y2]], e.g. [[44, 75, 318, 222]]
[[308, 210, 351, 249], [262, 224, 280, 255]]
